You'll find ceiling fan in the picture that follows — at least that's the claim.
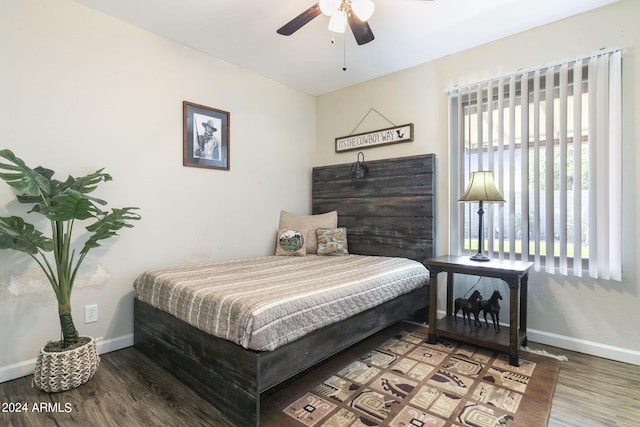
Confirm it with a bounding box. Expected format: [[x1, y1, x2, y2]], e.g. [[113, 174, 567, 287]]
[[277, 0, 433, 46]]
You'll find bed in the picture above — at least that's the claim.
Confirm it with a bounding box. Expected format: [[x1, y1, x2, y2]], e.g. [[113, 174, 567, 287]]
[[133, 153, 436, 426]]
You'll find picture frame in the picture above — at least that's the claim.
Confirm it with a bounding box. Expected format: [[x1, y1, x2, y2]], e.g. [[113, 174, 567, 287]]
[[183, 101, 230, 170]]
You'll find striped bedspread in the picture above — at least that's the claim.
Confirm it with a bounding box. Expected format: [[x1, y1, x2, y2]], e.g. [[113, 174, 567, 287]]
[[133, 255, 429, 351]]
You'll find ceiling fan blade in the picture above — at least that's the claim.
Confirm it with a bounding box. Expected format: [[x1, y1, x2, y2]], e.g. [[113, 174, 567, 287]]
[[277, 3, 322, 36], [348, 13, 375, 45]]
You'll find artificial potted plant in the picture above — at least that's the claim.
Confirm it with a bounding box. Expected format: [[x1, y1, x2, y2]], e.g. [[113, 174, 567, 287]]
[[0, 149, 140, 392]]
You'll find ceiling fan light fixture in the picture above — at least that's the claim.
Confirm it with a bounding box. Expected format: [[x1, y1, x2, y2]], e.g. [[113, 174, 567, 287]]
[[319, 0, 341, 16], [351, 0, 375, 21], [328, 10, 347, 33]]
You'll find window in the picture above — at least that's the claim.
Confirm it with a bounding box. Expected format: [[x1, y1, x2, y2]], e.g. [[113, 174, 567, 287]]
[[449, 50, 622, 280]]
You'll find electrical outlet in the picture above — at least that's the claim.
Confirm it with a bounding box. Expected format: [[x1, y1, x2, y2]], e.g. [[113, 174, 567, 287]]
[[84, 304, 98, 324]]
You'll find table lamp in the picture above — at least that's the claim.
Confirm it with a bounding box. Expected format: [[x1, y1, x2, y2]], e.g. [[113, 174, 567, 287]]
[[458, 171, 505, 261]]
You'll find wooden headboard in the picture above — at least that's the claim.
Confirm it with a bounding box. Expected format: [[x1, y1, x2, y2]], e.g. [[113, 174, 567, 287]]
[[312, 154, 436, 262]]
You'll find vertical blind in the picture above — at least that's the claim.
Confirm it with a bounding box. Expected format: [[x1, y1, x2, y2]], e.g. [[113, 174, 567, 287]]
[[448, 49, 622, 280]]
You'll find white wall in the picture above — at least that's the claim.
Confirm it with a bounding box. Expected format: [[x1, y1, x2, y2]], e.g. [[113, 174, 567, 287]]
[[2, 0, 638, 384], [317, 0, 640, 364], [0, 0, 316, 380]]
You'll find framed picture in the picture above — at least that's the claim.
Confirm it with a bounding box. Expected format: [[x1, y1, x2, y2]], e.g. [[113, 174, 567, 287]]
[[183, 101, 230, 170]]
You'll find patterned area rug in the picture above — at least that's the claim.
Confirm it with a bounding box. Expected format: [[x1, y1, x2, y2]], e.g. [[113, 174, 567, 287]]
[[262, 322, 560, 427]]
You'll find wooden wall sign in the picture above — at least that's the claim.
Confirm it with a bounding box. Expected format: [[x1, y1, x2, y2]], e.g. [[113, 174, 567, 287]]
[[335, 123, 414, 152]]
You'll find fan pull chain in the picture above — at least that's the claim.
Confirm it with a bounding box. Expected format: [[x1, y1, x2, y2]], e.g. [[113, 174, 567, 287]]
[[343, 32, 347, 71], [329, 31, 347, 71]]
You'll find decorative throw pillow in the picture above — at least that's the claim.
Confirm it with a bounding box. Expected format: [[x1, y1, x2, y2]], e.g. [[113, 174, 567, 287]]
[[275, 228, 308, 256], [279, 210, 338, 254], [316, 227, 349, 256]]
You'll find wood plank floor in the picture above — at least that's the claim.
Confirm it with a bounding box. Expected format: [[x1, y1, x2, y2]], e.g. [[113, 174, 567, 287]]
[[1, 340, 638, 426], [538, 343, 640, 427]]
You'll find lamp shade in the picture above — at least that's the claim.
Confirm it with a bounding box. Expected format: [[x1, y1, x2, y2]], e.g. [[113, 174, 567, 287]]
[[458, 171, 505, 203], [319, 0, 341, 16], [351, 0, 375, 21], [328, 10, 347, 33]]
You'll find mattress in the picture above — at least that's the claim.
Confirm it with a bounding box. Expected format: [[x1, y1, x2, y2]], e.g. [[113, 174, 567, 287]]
[[133, 254, 429, 351]]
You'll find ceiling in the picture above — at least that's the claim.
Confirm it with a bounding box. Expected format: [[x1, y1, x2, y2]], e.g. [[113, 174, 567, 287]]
[[73, 0, 618, 96]]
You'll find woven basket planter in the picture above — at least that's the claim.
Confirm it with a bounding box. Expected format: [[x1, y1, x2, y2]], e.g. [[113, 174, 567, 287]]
[[33, 336, 100, 393]]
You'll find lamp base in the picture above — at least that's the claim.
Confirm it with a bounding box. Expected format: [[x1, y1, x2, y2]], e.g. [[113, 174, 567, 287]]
[[469, 252, 491, 262]]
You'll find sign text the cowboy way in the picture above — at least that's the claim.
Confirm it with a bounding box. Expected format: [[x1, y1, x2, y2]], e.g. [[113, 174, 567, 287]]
[[335, 123, 414, 153]]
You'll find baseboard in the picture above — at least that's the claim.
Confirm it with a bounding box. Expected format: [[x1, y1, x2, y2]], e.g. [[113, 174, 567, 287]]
[[0, 334, 134, 384], [0, 358, 37, 385], [95, 333, 134, 354], [434, 310, 640, 366], [526, 328, 640, 366]]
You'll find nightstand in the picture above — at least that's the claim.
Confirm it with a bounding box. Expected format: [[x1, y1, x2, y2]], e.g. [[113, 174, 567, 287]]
[[424, 255, 534, 366]]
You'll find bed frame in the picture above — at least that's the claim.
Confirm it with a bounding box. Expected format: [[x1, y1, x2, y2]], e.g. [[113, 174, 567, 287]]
[[134, 153, 436, 426]]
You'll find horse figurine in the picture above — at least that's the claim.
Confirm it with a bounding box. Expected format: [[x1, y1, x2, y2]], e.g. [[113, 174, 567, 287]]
[[454, 290, 483, 329], [478, 290, 503, 332]]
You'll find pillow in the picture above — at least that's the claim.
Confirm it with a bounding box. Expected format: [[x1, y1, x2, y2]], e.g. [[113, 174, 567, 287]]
[[316, 227, 349, 256], [279, 210, 338, 254], [275, 228, 308, 256]]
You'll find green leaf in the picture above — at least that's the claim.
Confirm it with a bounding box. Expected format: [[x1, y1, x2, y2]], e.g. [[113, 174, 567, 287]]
[[63, 169, 112, 196], [38, 192, 97, 222], [81, 207, 140, 254], [0, 149, 52, 198], [0, 216, 54, 254]]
